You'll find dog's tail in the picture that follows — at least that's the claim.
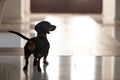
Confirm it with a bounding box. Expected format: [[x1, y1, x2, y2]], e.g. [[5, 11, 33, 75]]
[[9, 31, 30, 40]]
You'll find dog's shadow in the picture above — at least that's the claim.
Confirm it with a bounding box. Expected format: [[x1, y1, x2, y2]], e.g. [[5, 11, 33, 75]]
[[23, 65, 48, 80]]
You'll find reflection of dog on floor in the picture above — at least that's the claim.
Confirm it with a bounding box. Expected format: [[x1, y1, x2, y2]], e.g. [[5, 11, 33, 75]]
[[9, 21, 56, 72]]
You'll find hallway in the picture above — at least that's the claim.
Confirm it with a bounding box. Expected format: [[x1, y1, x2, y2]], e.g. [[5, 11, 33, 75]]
[[0, 14, 120, 80]]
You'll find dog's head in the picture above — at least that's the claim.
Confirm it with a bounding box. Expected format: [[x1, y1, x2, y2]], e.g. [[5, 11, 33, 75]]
[[34, 21, 56, 34]]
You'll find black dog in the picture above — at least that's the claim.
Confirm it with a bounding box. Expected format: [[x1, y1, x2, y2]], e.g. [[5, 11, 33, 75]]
[[9, 21, 56, 72]]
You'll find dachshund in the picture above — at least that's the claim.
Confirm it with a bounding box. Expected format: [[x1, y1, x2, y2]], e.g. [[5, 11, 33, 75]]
[[9, 21, 56, 72]]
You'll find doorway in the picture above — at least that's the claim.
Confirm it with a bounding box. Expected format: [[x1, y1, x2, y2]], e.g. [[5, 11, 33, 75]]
[[31, 0, 102, 13]]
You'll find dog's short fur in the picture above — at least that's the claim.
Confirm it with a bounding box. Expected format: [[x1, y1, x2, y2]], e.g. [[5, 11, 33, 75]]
[[9, 21, 56, 72]]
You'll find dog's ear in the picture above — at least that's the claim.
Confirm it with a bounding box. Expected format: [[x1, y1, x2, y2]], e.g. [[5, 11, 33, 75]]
[[34, 24, 39, 32], [34, 23, 44, 33], [34, 22, 42, 32]]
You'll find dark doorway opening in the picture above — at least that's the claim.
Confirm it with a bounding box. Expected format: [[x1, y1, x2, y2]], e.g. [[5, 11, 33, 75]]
[[31, 0, 102, 13]]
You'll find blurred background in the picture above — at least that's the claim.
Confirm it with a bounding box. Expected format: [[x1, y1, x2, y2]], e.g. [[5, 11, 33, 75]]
[[0, 0, 120, 80]]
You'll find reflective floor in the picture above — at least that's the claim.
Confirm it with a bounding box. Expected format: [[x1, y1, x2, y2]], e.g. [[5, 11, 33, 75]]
[[1, 55, 120, 80], [0, 14, 120, 80]]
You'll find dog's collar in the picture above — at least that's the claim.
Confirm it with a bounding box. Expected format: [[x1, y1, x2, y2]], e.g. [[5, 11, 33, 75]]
[[37, 34, 46, 38]]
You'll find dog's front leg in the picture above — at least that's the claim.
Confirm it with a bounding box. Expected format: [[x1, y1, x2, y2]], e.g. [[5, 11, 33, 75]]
[[43, 52, 49, 65], [43, 56, 49, 65]]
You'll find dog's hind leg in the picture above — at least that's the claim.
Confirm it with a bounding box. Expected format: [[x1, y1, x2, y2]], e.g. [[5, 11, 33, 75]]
[[33, 55, 37, 66], [23, 53, 30, 71], [37, 54, 42, 72]]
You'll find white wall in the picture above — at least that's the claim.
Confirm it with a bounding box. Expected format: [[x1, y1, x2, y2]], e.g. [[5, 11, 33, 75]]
[[21, 0, 30, 22], [0, 0, 6, 26], [2, 0, 30, 22], [103, 0, 120, 23], [0, 0, 30, 48], [102, 0, 115, 24]]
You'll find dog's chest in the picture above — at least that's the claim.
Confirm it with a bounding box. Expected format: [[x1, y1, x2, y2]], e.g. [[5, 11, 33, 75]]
[[31, 37, 50, 48]]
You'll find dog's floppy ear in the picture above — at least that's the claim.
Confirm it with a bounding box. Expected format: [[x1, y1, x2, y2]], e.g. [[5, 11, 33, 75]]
[[34, 22, 44, 34], [34, 23, 39, 32]]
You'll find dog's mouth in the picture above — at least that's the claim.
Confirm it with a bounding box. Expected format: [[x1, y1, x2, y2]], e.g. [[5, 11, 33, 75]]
[[49, 25, 56, 31]]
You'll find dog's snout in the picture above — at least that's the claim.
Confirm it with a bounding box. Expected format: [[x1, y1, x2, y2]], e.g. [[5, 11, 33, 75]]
[[50, 25, 56, 31], [52, 25, 56, 30]]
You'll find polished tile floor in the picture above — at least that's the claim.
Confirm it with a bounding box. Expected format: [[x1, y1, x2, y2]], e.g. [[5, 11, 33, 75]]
[[0, 14, 120, 80]]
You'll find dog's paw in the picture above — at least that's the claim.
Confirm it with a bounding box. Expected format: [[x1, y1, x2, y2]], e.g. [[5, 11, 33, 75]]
[[23, 66, 28, 71], [43, 61, 49, 65], [37, 67, 41, 72], [33, 62, 37, 66]]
